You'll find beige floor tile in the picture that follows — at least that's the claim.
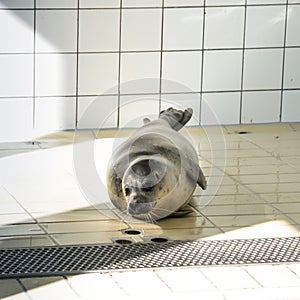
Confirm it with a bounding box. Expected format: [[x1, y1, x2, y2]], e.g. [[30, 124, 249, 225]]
[[0, 235, 55, 248], [291, 123, 300, 131], [52, 231, 126, 245], [288, 264, 300, 278], [193, 194, 264, 207], [245, 183, 300, 194], [201, 266, 260, 290], [143, 227, 223, 241], [225, 165, 298, 175], [21, 277, 78, 300], [111, 270, 170, 296], [207, 214, 292, 228], [199, 204, 278, 217], [67, 273, 126, 297], [218, 220, 300, 239], [0, 214, 35, 226], [32, 209, 115, 223], [261, 192, 300, 203], [273, 203, 300, 213], [231, 173, 300, 185], [285, 214, 300, 225], [0, 224, 44, 237], [224, 123, 293, 134], [0, 279, 27, 300], [156, 268, 216, 292], [41, 220, 128, 234], [246, 265, 300, 288]]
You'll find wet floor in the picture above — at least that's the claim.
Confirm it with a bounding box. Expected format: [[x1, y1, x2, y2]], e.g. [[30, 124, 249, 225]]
[[0, 123, 300, 299]]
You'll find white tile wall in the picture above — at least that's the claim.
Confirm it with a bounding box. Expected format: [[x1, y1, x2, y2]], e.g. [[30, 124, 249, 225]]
[[0, 10, 34, 53], [204, 7, 244, 49], [121, 9, 162, 51], [0, 2, 299, 140], [36, 10, 77, 52], [78, 53, 119, 95], [241, 91, 281, 124]]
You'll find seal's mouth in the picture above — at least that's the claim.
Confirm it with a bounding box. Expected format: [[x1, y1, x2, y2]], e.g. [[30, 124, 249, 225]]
[[127, 200, 156, 216]]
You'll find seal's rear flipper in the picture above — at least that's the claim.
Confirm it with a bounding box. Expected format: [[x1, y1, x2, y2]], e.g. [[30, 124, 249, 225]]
[[159, 107, 193, 131]]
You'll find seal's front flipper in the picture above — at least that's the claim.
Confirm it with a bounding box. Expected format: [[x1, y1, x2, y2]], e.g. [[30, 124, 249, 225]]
[[159, 107, 193, 131], [197, 166, 207, 190], [169, 203, 194, 218]]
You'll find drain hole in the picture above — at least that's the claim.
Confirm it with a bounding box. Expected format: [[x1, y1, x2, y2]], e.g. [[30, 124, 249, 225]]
[[114, 239, 133, 245], [150, 237, 169, 243], [237, 131, 251, 135], [123, 229, 141, 235]]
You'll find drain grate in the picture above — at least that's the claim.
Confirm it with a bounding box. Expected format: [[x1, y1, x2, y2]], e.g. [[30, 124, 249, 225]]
[[0, 237, 300, 279]]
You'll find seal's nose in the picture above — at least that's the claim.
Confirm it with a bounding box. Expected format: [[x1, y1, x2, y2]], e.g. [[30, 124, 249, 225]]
[[127, 198, 153, 215]]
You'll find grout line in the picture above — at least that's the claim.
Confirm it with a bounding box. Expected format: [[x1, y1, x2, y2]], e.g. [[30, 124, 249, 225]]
[[280, 0, 289, 122], [239, 1, 248, 124], [74, 0, 80, 128], [158, 0, 165, 112], [32, 0, 36, 129], [199, 0, 206, 126], [117, 0, 123, 127]]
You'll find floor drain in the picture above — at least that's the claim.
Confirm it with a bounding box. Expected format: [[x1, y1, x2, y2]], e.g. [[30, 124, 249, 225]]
[[113, 238, 133, 245], [1, 237, 300, 279], [123, 229, 142, 235], [150, 237, 169, 243], [237, 131, 251, 135]]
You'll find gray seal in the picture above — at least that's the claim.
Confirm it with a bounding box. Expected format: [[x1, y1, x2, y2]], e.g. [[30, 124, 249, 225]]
[[106, 107, 207, 221]]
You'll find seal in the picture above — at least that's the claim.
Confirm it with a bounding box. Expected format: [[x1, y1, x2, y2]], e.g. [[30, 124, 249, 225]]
[[106, 107, 207, 221]]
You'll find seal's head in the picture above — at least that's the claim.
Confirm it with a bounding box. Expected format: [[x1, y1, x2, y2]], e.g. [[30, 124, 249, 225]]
[[122, 155, 178, 219]]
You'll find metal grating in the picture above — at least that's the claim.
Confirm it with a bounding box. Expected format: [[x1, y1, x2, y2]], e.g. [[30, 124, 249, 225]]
[[0, 237, 300, 279]]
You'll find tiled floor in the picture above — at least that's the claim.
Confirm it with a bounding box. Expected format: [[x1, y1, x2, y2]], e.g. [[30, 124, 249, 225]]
[[0, 123, 300, 299]]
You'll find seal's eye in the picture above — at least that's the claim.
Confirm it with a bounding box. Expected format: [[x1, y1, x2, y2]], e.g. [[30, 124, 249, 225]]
[[124, 187, 130, 196], [143, 186, 153, 192]]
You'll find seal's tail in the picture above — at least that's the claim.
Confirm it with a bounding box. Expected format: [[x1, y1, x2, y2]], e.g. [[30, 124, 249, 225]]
[[159, 107, 193, 131]]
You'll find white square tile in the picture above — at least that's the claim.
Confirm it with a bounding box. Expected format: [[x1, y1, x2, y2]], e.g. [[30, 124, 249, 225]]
[[79, 9, 120, 52], [164, 0, 204, 6], [0, 0, 33, 8], [241, 91, 281, 123], [162, 51, 202, 92], [79, 0, 120, 8], [35, 97, 75, 130], [206, 0, 244, 5], [201, 266, 260, 290], [243, 49, 283, 90], [0, 98, 33, 141], [121, 9, 162, 51], [204, 7, 244, 49], [78, 53, 119, 95], [161, 93, 201, 126], [282, 90, 300, 122], [246, 265, 300, 288], [247, 0, 285, 3], [123, 0, 162, 7], [35, 54, 76, 96], [0, 54, 33, 97], [201, 92, 240, 125], [163, 8, 203, 50], [36, 0, 77, 7], [202, 50, 242, 92], [0, 10, 34, 53], [120, 52, 160, 94], [284, 48, 300, 89], [119, 94, 159, 128], [36, 10, 77, 53], [245, 5, 285, 47], [111, 270, 169, 296], [289, 0, 300, 3], [77, 96, 118, 129], [156, 268, 216, 292], [286, 5, 300, 46]]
